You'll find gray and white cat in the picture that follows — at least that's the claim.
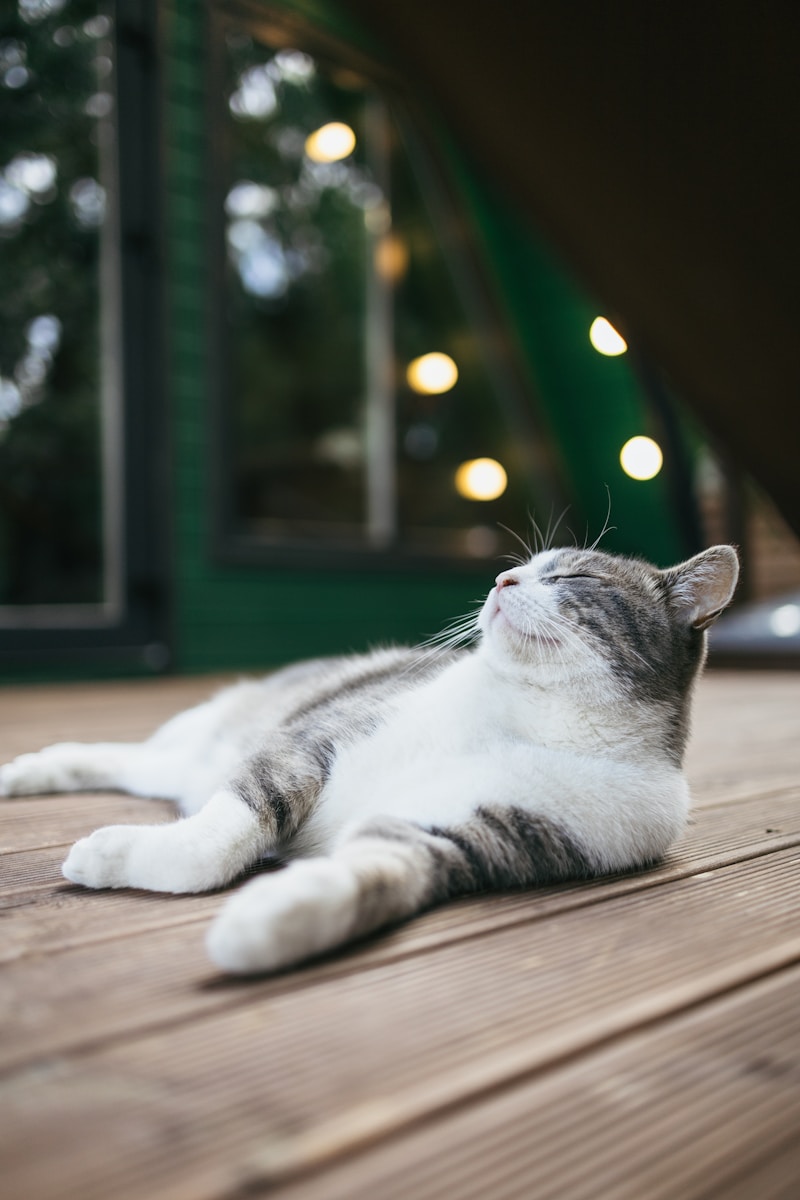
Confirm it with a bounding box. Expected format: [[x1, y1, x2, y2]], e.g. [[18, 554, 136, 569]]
[[0, 543, 738, 974]]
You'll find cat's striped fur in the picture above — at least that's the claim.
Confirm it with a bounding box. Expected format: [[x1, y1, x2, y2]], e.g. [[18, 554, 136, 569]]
[[0, 543, 738, 973]]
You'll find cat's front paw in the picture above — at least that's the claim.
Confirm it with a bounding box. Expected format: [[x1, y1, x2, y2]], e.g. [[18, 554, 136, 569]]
[[63, 823, 193, 891], [62, 816, 247, 894], [62, 825, 147, 889], [206, 859, 359, 974]]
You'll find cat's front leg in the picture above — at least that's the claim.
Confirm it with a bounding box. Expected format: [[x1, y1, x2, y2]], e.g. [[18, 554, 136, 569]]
[[206, 805, 592, 974], [62, 790, 269, 893], [205, 816, 456, 973]]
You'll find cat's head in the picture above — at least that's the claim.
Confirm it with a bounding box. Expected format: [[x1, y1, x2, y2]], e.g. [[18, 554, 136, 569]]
[[478, 544, 739, 760]]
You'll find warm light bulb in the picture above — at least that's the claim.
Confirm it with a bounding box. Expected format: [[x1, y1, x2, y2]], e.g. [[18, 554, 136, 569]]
[[620, 436, 663, 480], [454, 458, 508, 501], [406, 352, 458, 395], [590, 316, 628, 356], [304, 122, 356, 163]]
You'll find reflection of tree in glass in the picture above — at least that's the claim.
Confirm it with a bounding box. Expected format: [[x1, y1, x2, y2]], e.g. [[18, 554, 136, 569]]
[[224, 36, 375, 534], [0, 0, 110, 605]]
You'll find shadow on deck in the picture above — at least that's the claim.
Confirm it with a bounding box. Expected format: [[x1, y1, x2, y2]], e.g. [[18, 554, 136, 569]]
[[2, 671, 800, 1199]]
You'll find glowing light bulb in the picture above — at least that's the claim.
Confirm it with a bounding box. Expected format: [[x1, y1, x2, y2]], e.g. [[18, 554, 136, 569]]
[[304, 122, 356, 163], [454, 458, 508, 501], [620, 436, 663, 480], [590, 316, 628, 356], [406, 352, 458, 395]]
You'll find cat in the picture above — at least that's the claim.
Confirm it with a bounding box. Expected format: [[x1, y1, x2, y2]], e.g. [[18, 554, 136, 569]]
[[0, 542, 738, 974]]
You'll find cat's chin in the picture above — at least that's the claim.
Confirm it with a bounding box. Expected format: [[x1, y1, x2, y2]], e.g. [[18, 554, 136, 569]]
[[486, 605, 563, 654]]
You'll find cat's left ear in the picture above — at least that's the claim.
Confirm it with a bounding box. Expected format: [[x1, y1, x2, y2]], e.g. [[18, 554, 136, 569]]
[[661, 545, 740, 631]]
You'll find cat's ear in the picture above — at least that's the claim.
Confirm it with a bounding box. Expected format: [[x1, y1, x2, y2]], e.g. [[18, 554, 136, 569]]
[[661, 545, 740, 631]]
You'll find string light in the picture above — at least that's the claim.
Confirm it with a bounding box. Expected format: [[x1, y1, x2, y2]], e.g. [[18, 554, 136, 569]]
[[455, 458, 508, 501], [406, 352, 458, 395], [620, 436, 663, 480], [590, 316, 628, 356]]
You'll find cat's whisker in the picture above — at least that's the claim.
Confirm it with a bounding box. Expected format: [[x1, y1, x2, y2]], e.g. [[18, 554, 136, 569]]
[[499, 550, 530, 569], [498, 523, 534, 564], [587, 488, 616, 552], [412, 607, 484, 667], [421, 610, 482, 643], [542, 504, 572, 552], [527, 511, 544, 555], [518, 605, 587, 666]]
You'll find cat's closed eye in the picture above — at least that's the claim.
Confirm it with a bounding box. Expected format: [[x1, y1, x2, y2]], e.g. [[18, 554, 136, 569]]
[[543, 573, 599, 584]]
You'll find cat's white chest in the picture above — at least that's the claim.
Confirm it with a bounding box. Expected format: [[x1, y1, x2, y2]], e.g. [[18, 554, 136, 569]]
[[306, 656, 586, 848], [307, 658, 491, 844]]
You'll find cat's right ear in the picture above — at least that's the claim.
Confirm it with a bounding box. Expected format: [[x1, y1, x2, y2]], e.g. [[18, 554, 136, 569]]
[[661, 545, 740, 631]]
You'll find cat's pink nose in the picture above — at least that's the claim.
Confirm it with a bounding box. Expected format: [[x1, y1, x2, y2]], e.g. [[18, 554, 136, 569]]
[[495, 572, 519, 590]]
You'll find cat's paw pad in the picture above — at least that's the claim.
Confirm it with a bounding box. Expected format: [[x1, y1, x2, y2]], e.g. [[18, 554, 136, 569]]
[[62, 825, 144, 889], [206, 859, 359, 974]]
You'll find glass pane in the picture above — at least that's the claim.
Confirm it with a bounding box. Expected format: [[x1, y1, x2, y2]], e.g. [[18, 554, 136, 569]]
[[220, 29, 539, 560], [0, 0, 113, 609], [223, 37, 373, 544]]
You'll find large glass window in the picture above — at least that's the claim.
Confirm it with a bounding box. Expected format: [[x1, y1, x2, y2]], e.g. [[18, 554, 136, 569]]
[[0, 0, 119, 619], [216, 24, 546, 563]]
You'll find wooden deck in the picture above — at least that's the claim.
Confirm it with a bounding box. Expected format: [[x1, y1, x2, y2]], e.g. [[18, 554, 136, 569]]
[[2, 670, 800, 1199]]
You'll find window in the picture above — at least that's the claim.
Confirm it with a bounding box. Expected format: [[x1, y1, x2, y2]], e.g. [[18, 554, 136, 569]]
[[0, 0, 166, 673], [0, 0, 121, 622], [214, 20, 547, 566]]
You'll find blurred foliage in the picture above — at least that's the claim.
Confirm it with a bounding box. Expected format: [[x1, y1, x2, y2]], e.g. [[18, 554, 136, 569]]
[[0, 0, 108, 605]]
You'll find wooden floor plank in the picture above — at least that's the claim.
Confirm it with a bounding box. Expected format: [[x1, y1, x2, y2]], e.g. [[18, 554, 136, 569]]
[[269, 966, 800, 1200], [0, 675, 233, 747], [700, 1137, 800, 1200], [0, 886, 223, 965], [1, 794, 173, 855], [2, 850, 799, 1197], [685, 672, 800, 803]]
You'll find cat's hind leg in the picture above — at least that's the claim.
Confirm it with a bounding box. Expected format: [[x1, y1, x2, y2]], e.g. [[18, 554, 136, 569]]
[[1, 687, 266, 812], [0, 742, 157, 800], [1, 735, 229, 813], [61, 789, 270, 894]]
